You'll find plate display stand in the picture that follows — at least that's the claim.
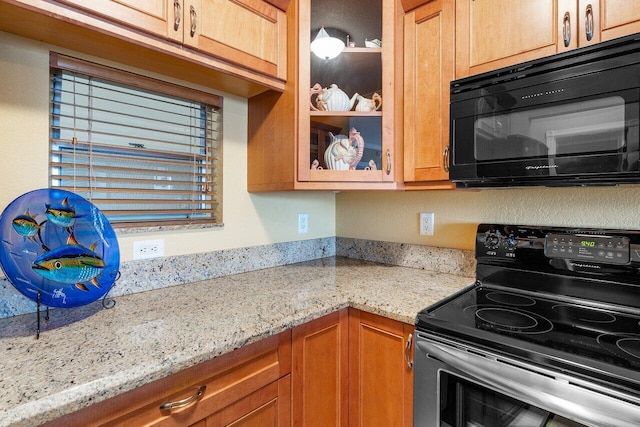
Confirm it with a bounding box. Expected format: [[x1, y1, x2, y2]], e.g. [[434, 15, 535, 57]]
[[0, 189, 121, 338]]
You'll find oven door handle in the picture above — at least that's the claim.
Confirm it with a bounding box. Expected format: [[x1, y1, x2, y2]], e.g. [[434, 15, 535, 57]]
[[417, 340, 640, 427]]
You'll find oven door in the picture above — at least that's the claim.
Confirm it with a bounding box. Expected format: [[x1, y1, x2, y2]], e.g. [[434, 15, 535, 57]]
[[414, 332, 640, 427]]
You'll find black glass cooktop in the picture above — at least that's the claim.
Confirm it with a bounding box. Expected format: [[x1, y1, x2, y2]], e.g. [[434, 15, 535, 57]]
[[417, 285, 640, 393]]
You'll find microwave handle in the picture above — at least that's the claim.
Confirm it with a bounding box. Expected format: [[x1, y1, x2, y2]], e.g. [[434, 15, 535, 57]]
[[416, 339, 640, 427]]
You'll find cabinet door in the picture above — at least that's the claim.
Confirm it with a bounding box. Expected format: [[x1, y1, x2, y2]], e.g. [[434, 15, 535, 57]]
[[456, 0, 558, 78], [403, 0, 455, 185], [599, 0, 640, 40], [186, 0, 287, 80], [54, 0, 182, 42], [292, 309, 349, 427], [349, 309, 414, 427]]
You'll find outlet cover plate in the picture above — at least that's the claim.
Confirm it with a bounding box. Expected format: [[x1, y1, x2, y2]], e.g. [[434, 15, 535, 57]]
[[133, 239, 165, 260], [420, 212, 434, 236], [298, 213, 309, 234]]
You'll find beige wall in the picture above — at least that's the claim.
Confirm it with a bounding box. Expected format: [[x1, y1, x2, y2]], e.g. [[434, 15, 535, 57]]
[[5, 31, 639, 259], [0, 32, 336, 262], [336, 186, 640, 250]]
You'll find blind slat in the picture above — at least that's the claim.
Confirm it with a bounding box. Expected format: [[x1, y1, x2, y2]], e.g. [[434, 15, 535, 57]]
[[50, 60, 222, 227]]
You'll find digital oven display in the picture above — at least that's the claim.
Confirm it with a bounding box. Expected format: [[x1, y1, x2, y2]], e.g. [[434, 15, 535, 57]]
[[544, 233, 630, 264]]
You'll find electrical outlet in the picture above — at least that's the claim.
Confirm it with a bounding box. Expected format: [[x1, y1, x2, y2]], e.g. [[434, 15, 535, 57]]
[[420, 212, 434, 236], [133, 239, 165, 260], [298, 213, 309, 234]]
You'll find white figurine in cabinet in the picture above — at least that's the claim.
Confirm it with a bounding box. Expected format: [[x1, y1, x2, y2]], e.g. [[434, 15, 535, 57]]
[[324, 128, 364, 170], [310, 83, 358, 112]]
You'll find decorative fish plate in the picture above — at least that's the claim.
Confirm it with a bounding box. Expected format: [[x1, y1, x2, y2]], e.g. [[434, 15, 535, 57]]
[[0, 189, 120, 308]]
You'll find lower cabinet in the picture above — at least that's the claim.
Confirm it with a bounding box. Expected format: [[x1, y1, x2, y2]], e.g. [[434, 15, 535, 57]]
[[42, 309, 413, 426], [43, 331, 291, 427], [348, 309, 414, 427], [292, 309, 349, 427], [197, 375, 291, 427], [291, 308, 414, 427]]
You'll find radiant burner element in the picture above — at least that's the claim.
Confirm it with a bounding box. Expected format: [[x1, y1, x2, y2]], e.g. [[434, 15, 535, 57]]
[[598, 333, 640, 361], [486, 291, 536, 306], [465, 305, 554, 334], [552, 304, 617, 324]]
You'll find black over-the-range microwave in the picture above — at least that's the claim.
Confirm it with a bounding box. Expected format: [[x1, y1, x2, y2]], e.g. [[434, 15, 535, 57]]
[[449, 33, 640, 188]]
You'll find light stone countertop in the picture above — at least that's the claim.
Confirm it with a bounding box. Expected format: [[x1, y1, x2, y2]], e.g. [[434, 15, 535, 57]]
[[0, 257, 473, 427]]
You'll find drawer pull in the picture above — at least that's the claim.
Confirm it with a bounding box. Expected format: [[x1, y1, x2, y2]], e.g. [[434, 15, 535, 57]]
[[405, 333, 414, 369], [585, 4, 594, 42], [563, 11, 571, 47], [173, 0, 181, 31], [443, 146, 450, 172], [189, 5, 197, 37], [159, 385, 206, 411], [386, 149, 392, 175]]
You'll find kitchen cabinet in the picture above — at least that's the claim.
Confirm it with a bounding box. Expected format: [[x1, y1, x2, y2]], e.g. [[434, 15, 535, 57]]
[[348, 309, 414, 427], [42, 331, 291, 427], [247, 0, 404, 191], [292, 308, 349, 426], [596, 0, 640, 41], [198, 375, 291, 426], [54, 0, 287, 81], [292, 308, 414, 426], [402, 0, 456, 188], [456, 0, 640, 79], [0, 0, 286, 97]]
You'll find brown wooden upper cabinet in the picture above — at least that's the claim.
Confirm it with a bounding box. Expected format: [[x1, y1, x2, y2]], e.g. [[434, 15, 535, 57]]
[[54, 0, 287, 81], [456, 0, 640, 79], [403, 0, 456, 188], [247, 0, 404, 191]]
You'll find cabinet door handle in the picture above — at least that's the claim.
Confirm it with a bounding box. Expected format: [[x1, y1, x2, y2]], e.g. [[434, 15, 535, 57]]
[[173, 0, 182, 31], [563, 11, 571, 47], [385, 149, 391, 175], [443, 146, 450, 172], [189, 5, 197, 37], [405, 333, 414, 369], [159, 385, 206, 411], [585, 4, 594, 42]]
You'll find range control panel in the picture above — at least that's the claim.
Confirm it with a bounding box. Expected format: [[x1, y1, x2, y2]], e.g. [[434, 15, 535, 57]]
[[476, 224, 640, 266], [545, 233, 630, 264]]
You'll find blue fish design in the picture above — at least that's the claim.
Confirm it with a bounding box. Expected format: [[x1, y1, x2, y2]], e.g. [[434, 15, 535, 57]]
[[45, 197, 76, 229], [31, 233, 105, 291], [12, 210, 41, 242]]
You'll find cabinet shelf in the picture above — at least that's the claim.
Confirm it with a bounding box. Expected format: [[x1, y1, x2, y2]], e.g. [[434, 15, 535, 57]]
[[342, 47, 382, 54], [310, 111, 382, 117]]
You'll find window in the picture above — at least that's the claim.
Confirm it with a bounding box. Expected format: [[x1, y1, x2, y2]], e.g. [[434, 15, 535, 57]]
[[49, 53, 222, 228]]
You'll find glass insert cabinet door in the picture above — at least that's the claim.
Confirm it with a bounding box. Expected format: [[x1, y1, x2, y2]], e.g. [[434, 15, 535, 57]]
[[439, 372, 587, 427], [297, 0, 397, 184]]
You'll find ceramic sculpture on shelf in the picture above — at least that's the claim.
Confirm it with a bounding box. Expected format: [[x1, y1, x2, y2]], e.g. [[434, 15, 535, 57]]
[[355, 93, 382, 112], [324, 127, 365, 170], [310, 83, 359, 111], [348, 127, 364, 170]]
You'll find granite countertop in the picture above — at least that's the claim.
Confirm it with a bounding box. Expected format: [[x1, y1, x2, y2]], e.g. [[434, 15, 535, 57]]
[[0, 257, 473, 427]]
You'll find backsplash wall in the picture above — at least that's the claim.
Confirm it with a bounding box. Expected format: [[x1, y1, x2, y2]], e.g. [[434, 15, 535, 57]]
[[0, 237, 474, 318]]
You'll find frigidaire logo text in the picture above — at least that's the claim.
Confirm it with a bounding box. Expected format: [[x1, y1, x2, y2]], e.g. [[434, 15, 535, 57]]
[[525, 165, 558, 170], [570, 262, 602, 269]]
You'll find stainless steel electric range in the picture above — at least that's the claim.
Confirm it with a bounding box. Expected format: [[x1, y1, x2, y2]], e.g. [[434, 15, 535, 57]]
[[414, 224, 640, 427]]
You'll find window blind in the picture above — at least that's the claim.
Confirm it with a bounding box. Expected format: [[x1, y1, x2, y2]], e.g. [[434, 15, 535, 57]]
[[49, 54, 222, 228]]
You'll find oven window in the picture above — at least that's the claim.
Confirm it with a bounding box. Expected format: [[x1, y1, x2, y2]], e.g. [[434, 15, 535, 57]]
[[474, 96, 628, 161], [439, 372, 586, 427]]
